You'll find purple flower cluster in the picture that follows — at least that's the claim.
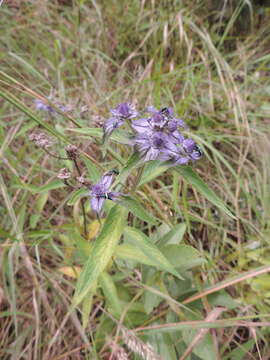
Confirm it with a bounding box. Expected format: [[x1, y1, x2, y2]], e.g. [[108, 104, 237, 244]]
[[103, 103, 138, 137], [103, 103, 203, 165], [89, 171, 121, 214], [132, 106, 202, 164], [34, 98, 68, 114]]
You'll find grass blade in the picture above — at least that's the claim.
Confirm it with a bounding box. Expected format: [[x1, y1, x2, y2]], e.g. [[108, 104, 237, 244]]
[[175, 165, 235, 218], [0, 87, 68, 142]]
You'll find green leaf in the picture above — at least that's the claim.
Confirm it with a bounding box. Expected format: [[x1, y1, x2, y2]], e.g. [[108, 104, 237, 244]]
[[72, 205, 127, 307], [68, 127, 132, 145], [83, 158, 101, 183], [223, 339, 255, 360], [175, 166, 235, 218], [100, 272, 122, 317], [119, 196, 157, 225], [208, 291, 238, 310], [116, 243, 161, 267], [182, 331, 215, 360], [124, 227, 183, 280], [16, 179, 64, 193], [147, 333, 178, 360], [160, 244, 205, 270], [138, 160, 169, 186], [67, 188, 88, 206], [158, 223, 186, 246], [82, 286, 96, 329], [114, 152, 141, 186]]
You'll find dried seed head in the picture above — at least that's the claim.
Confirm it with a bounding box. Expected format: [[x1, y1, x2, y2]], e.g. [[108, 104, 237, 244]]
[[57, 168, 71, 180], [29, 132, 53, 149], [121, 328, 163, 360], [108, 339, 129, 360], [65, 144, 79, 160], [76, 176, 91, 186]]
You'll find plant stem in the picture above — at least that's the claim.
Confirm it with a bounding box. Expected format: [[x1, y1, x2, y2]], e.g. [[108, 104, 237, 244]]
[[131, 165, 145, 193], [74, 158, 87, 237]]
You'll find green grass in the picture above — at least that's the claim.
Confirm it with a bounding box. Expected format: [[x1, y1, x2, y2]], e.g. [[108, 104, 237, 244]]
[[1, 0, 270, 359]]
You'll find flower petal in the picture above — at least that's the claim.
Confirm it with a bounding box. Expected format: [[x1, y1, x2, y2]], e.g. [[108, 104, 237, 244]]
[[90, 196, 105, 214], [107, 191, 121, 201], [100, 173, 114, 189], [144, 148, 160, 161], [103, 117, 124, 136], [131, 118, 151, 133], [175, 156, 190, 165]]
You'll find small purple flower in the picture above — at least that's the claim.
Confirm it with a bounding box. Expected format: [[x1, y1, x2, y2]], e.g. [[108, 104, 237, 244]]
[[103, 117, 125, 137], [34, 99, 55, 113], [183, 138, 196, 153], [132, 106, 187, 137], [131, 118, 151, 134], [103, 103, 138, 137], [34, 98, 69, 114], [134, 131, 177, 162], [183, 138, 203, 160], [160, 137, 203, 165], [160, 107, 187, 128], [111, 102, 138, 119], [148, 112, 167, 130], [89, 171, 121, 214]]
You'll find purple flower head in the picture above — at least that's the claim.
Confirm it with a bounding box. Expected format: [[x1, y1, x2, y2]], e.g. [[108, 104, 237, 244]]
[[34, 99, 55, 113], [161, 108, 187, 130], [131, 106, 187, 142], [134, 131, 178, 162], [183, 138, 196, 153], [131, 118, 151, 134], [103, 117, 124, 137], [183, 139, 203, 160], [149, 112, 167, 130], [104, 102, 138, 137], [111, 102, 138, 119], [168, 130, 185, 144], [142, 106, 187, 133], [34, 98, 69, 114], [160, 137, 203, 165], [167, 120, 178, 133], [89, 171, 121, 214]]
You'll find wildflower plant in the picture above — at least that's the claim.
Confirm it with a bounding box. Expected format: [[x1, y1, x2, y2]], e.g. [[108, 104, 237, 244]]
[[26, 101, 231, 302], [25, 100, 234, 312], [2, 81, 234, 358]]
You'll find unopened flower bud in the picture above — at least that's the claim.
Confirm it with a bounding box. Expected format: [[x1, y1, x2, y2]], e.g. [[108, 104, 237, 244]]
[[29, 132, 53, 149], [57, 168, 71, 180], [65, 144, 78, 160], [77, 176, 91, 186]]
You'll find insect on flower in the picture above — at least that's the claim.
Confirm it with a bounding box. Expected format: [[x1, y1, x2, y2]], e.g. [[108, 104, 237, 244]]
[[193, 144, 203, 157]]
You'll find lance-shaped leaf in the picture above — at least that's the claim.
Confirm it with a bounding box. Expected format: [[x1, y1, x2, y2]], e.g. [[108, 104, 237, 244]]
[[175, 165, 235, 218], [113, 152, 141, 187], [138, 160, 169, 186], [124, 227, 183, 280], [118, 196, 158, 225], [73, 205, 127, 307], [68, 127, 132, 145]]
